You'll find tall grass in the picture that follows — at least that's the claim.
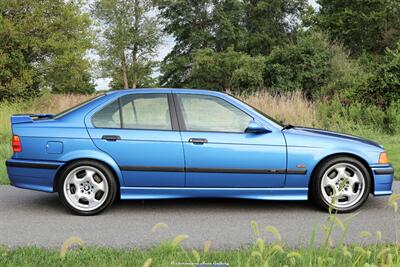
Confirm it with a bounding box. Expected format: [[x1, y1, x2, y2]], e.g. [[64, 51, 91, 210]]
[[0, 92, 95, 140], [240, 90, 317, 127]]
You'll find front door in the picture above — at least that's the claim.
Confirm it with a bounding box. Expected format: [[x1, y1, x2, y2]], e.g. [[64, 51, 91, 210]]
[[174, 93, 287, 188], [87, 93, 185, 187]]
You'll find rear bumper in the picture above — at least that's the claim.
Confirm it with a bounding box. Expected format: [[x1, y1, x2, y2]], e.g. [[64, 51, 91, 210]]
[[6, 159, 64, 192], [370, 164, 394, 196]]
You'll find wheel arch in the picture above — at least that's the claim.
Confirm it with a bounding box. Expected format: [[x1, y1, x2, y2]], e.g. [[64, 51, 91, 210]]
[[308, 152, 374, 195], [53, 157, 123, 194]]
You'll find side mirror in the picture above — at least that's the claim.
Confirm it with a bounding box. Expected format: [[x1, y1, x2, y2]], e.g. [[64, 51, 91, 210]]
[[245, 121, 271, 134]]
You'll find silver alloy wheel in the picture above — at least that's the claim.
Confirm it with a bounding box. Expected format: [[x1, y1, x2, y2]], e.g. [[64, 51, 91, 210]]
[[320, 162, 365, 209], [63, 166, 109, 212]]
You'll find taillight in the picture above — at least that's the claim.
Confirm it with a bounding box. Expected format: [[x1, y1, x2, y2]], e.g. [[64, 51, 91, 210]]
[[12, 135, 22, 152]]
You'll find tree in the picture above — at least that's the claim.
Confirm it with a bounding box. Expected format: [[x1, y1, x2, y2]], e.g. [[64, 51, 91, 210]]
[[156, 0, 307, 88], [93, 0, 162, 89], [264, 32, 331, 96], [312, 0, 400, 56], [157, 0, 215, 87], [243, 0, 307, 56], [191, 48, 265, 92], [358, 42, 400, 107], [0, 0, 95, 99]]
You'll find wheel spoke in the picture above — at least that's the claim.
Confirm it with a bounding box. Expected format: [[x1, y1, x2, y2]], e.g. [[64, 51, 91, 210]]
[[87, 196, 100, 209], [335, 166, 347, 178], [341, 190, 358, 203]]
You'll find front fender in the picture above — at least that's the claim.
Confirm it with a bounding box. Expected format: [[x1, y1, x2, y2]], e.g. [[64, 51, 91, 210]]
[[285, 145, 381, 188]]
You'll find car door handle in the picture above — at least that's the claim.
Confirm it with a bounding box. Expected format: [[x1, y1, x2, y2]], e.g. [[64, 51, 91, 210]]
[[102, 135, 121, 141], [188, 138, 208, 144]]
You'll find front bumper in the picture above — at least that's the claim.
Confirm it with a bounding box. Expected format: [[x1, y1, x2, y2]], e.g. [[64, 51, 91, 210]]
[[370, 164, 394, 196], [6, 159, 64, 192]]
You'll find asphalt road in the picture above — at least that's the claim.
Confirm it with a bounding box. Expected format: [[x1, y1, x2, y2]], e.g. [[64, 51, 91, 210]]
[[0, 183, 399, 249]]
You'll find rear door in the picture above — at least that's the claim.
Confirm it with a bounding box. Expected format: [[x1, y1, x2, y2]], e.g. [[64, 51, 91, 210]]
[[174, 93, 287, 188], [86, 93, 185, 187]]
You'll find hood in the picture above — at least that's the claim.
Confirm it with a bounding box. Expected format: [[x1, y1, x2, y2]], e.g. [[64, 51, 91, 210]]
[[284, 126, 383, 149]]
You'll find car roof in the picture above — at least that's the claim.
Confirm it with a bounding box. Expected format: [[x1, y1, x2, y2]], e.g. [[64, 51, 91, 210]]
[[105, 88, 226, 97]]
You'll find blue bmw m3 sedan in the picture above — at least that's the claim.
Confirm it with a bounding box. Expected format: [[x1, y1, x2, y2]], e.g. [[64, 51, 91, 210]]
[[6, 89, 394, 215]]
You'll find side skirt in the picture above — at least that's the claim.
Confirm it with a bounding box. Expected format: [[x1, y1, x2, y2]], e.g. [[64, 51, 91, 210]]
[[120, 187, 308, 201]]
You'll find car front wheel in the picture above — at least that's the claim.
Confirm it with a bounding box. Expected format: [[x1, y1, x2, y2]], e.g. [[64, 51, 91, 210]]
[[57, 160, 117, 215], [311, 156, 371, 213]]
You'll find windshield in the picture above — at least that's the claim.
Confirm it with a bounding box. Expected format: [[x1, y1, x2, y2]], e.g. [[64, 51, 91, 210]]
[[54, 94, 104, 119]]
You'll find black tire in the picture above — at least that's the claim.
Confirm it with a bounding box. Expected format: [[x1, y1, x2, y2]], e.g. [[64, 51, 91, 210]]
[[310, 156, 371, 213], [57, 160, 117, 215]]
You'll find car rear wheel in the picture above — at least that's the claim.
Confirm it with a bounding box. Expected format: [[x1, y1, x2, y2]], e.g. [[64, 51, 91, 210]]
[[57, 160, 117, 215], [311, 156, 371, 213]]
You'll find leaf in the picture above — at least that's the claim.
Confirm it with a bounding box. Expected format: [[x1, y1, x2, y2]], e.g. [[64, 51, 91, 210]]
[[359, 231, 372, 238], [192, 249, 200, 262], [251, 220, 260, 238], [151, 222, 168, 233], [265, 225, 282, 244], [256, 238, 265, 253], [388, 194, 400, 212], [172, 234, 189, 248], [342, 246, 352, 257], [375, 231, 382, 242], [143, 258, 152, 267], [329, 214, 345, 231], [59, 236, 84, 258], [269, 244, 284, 254], [377, 248, 390, 260], [203, 240, 212, 253], [354, 246, 366, 254], [287, 252, 302, 259], [251, 251, 263, 259]]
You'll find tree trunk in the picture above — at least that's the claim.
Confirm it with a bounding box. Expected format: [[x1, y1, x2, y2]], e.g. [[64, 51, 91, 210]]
[[131, 0, 140, 89], [121, 51, 129, 89], [131, 50, 138, 89]]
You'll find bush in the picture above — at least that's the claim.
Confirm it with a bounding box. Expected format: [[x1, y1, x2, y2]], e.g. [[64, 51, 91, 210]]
[[264, 32, 331, 97], [316, 97, 400, 134], [357, 42, 400, 107], [191, 48, 265, 93]]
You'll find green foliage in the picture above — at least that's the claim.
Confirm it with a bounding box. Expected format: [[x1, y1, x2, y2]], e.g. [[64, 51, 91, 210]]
[[243, 0, 307, 56], [157, 0, 214, 87], [157, 0, 308, 88], [312, 0, 400, 56], [264, 32, 331, 96], [0, 0, 94, 97], [93, 0, 162, 89], [319, 45, 371, 100], [191, 48, 265, 92], [316, 97, 400, 134], [358, 43, 400, 107]]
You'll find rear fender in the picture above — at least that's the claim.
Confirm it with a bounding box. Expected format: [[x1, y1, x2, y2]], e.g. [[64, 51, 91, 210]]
[[58, 150, 124, 187]]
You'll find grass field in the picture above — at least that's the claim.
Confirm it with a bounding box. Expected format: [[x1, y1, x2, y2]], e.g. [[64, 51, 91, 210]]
[[2, 218, 400, 267], [2, 244, 400, 267], [0, 91, 398, 184]]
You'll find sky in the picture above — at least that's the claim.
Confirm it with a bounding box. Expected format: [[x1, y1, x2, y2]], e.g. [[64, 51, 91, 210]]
[[94, 0, 319, 91]]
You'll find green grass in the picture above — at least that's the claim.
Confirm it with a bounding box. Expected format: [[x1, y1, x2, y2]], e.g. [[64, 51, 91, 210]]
[[361, 132, 400, 175], [1, 243, 400, 267]]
